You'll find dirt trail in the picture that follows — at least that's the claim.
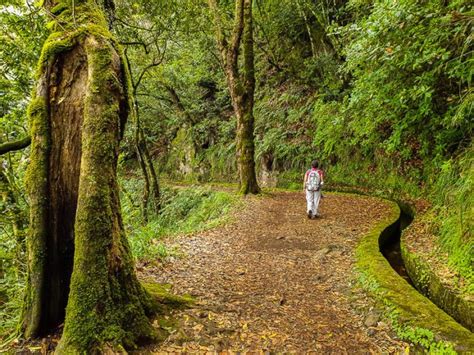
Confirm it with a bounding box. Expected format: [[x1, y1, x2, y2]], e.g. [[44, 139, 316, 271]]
[[141, 192, 408, 353]]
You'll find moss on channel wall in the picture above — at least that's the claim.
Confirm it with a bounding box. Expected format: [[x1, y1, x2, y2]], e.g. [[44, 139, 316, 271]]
[[355, 198, 474, 352]]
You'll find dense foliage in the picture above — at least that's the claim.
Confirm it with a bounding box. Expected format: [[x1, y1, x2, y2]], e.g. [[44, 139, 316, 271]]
[[314, 0, 473, 287]]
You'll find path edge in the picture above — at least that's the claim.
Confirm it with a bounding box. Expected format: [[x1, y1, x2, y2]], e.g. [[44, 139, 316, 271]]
[[355, 198, 474, 353]]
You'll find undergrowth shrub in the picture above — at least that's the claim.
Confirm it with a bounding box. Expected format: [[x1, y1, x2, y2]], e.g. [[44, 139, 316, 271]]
[[120, 175, 238, 262], [0, 236, 25, 346], [304, 0, 473, 290], [431, 147, 473, 292]]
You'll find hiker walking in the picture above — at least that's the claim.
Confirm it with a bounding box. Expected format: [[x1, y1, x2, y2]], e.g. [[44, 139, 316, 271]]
[[303, 160, 324, 219]]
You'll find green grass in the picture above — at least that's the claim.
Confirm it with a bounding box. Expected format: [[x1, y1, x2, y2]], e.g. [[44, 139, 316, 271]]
[[120, 178, 239, 262]]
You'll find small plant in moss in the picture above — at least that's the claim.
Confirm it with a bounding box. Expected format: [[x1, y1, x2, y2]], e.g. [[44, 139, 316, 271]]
[[392, 321, 456, 354], [356, 269, 382, 294]]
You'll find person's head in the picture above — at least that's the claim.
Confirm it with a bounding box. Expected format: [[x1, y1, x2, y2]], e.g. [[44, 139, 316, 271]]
[[311, 160, 319, 169]]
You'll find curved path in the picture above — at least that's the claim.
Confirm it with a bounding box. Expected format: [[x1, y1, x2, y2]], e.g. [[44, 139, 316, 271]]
[[141, 192, 408, 353]]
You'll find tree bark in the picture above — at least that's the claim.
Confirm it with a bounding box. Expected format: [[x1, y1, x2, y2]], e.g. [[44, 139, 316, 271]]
[[22, 1, 155, 352], [238, 0, 259, 194], [209, 0, 260, 194], [135, 99, 161, 219], [141, 128, 161, 212]]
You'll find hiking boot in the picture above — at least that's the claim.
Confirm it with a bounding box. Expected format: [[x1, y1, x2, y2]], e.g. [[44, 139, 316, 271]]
[[307, 210, 312, 219]]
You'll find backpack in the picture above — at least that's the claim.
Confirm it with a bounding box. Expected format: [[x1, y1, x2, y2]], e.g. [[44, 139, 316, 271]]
[[306, 169, 321, 191]]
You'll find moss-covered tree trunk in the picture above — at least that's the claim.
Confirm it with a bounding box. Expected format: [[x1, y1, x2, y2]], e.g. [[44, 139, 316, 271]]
[[237, 0, 259, 194], [209, 0, 260, 194], [22, 1, 155, 352]]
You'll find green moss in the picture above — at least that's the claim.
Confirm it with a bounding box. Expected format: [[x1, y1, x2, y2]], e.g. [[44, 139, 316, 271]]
[[401, 235, 474, 332], [22, 95, 50, 338], [26, 96, 46, 128], [25, 2, 160, 353], [36, 2, 112, 78], [25, 96, 49, 205], [139, 282, 193, 344], [50, 2, 68, 15], [166, 127, 197, 181], [142, 282, 194, 310], [355, 198, 474, 352]]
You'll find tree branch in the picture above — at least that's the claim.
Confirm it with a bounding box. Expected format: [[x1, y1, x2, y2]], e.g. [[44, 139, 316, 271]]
[[208, 0, 229, 65], [242, 0, 255, 94], [163, 84, 195, 124], [133, 42, 167, 91], [136, 92, 173, 104], [134, 62, 160, 91], [120, 41, 150, 54], [208, 0, 245, 91], [0, 136, 31, 155], [229, 0, 245, 68], [114, 16, 156, 32]]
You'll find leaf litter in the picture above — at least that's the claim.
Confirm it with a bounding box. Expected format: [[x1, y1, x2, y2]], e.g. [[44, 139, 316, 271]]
[[139, 192, 409, 353]]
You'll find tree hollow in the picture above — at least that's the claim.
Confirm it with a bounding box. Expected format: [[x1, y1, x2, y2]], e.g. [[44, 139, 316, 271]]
[[43, 45, 87, 331]]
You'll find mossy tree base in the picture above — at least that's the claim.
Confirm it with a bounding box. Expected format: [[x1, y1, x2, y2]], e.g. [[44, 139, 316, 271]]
[[237, 111, 259, 195], [23, 1, 156, 352]]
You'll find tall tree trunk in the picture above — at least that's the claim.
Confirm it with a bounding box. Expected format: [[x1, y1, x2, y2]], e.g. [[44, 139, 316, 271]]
[[296, 0, 317, 57], [141, 128, 161, 212], [237, 0, 259, 194], [22, 1, 155, 352], [135, 104, 151, 222], [135, 99, 161, 220], [125, 55, 161, 220], [209, 0, 260, 195]]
